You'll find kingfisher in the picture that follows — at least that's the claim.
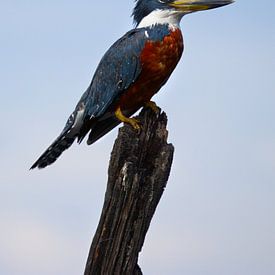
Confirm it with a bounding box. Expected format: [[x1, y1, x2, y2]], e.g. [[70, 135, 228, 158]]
[[31, 0, 233, 169]]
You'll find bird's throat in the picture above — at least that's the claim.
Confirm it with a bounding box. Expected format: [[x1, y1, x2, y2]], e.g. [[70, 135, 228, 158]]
[[137, 9, 183, 29]]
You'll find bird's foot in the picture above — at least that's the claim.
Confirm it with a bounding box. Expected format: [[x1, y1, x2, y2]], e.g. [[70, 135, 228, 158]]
[[127, 117, 141, 131], [144, 101, 160, 114], [115, 107, 141, 132]]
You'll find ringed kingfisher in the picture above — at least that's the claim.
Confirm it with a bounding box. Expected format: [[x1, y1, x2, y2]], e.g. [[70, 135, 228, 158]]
[[31, 0, 233, 169]]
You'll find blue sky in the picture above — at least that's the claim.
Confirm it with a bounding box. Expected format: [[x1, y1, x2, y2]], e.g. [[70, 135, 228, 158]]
[[1, 1, 275, 274]]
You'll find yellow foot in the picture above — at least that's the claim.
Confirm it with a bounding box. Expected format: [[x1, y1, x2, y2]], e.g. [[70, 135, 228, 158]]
[[115, 107, 141, 131], [144, 101, 160, 114]]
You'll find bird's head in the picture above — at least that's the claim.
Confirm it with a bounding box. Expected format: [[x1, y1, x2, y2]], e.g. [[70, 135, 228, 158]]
[[133, 0, 234, 27]]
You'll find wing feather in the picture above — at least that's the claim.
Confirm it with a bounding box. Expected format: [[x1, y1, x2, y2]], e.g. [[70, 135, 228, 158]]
[[75, 29, 149, 142], [84, 29, 147, 118]]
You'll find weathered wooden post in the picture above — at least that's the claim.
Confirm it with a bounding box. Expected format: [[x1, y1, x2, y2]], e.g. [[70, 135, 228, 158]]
[[84, 107, 174, 275]]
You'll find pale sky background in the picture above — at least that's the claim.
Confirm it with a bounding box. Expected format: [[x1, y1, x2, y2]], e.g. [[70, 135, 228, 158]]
[[1, 1, 275, 274]]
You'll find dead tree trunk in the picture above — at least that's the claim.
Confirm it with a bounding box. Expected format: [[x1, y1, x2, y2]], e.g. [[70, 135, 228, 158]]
[[84, 107, 174, 275]]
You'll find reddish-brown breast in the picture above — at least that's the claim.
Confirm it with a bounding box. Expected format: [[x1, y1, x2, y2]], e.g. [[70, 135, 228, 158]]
[[118, 28, 184, 111]]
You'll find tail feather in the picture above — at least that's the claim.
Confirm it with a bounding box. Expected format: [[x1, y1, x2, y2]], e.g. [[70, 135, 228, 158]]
[[87, 116, 120, 145], [87, 108, 138, 145], [30, 133, 75, 169], [31, 104, 86, 169]]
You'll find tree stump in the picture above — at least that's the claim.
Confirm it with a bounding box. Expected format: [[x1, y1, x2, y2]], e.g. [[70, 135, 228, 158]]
[[84, 107, 174, 275]]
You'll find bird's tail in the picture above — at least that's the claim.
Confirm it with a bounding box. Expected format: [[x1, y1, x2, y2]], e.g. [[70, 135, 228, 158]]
[[30, 131, 76, 169], [31, 102, 87, 169]]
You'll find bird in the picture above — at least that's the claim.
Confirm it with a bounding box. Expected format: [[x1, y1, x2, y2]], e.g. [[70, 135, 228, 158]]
[[31, 0, 233, 169]]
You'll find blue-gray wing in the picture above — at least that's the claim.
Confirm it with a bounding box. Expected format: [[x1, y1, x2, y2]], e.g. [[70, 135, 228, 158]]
[[80, 26, 172, 144], [80, 29, 148, 119], [79, 24, 171, 122], [71, 28, 151, 143]]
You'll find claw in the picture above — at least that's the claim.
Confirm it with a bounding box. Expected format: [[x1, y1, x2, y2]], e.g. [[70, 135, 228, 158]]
[[128, 117, 141, 131], [145, 101, 160, 114], [115, 107, 141, 132]]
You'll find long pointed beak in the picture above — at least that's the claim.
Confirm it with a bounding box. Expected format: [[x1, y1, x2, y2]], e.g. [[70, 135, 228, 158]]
[[170, 0, 234, 13]]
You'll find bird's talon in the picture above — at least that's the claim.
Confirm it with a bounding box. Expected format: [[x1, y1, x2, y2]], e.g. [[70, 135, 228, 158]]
[[115, 107, 141, 132], [128, 118, 141, 132], [145, 101, 160, 114]]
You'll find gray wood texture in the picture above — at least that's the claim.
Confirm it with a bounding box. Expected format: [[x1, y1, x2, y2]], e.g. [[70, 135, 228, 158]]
[[84, 107, 174, 275]]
